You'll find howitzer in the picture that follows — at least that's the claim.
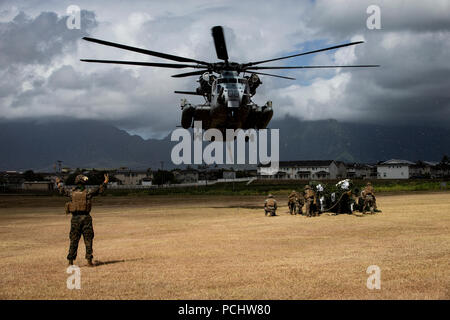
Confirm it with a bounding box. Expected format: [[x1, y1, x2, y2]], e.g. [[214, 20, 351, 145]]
[[311, 180, 358, 214]]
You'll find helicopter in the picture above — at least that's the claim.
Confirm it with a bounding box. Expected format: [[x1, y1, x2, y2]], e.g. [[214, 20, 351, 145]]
[[81, 26, 378, 134]]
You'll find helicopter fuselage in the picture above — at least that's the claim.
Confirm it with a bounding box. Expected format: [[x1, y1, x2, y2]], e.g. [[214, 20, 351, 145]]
[[210, 71, 248, 129], [180, 70, 273, 134]]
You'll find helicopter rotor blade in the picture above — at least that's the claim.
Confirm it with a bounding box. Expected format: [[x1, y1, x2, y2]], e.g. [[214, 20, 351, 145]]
[[171, 70, 210, 78], [244, 41, 365, 67], [211, 26, 229, 61], [174, 91, 203, 95], [248, 71, 296, 80], [246, 64, 380, 70], [80, 59, 204, 68], [82, 37, 210, 65]]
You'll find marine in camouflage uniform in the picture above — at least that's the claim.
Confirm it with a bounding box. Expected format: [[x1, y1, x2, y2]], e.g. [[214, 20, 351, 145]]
[[295, 193, 305, 215], [303, 185, 317, 217], [264, 194, 277, 216], [288, 190, 298, 215], [56, 174, 108, 266], [361, 182, 376, 214]]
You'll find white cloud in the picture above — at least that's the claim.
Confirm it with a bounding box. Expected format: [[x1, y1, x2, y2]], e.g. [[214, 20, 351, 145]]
[[271, 72, 352, 120]]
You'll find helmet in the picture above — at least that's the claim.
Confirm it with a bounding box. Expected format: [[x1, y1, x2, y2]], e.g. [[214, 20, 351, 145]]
[[267, 194, 273, 198], [75, 174, 89, 185], [367, 182, 372, 186], [304, 185, 311, 190]]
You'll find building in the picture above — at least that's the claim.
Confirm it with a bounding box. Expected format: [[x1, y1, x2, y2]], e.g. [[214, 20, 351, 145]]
[[431, 163, 450, 178], [22, 181, 54, 191], [141, 178, 153, 186], [173, 169, 199, 183], [0, 171, 24, 191], [409, 161, 438, 178], [346, 163, 377, 179], [376, 159, 415, 179], [114, 169, 151, 185], [222, 170, 236, 180], [258, 160, 347, 180]]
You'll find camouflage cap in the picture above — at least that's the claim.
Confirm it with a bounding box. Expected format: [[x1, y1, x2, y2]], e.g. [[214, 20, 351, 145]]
[[75, 174, 89, 184], [304, 185, 311, 190], [267, 194, 273, 198], [367, 182, 372, 186]]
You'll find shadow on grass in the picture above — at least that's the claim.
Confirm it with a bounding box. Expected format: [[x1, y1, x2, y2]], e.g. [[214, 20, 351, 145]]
[[93, 257, 143, 267], [211, 205, 262, 209]]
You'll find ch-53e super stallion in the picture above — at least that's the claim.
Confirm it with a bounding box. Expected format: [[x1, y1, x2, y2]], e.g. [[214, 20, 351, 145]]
[[81, 26, 378, 134]]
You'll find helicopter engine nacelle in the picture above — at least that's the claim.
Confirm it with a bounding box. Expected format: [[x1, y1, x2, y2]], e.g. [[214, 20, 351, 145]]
[[248, 73, 262, 96], [197, 72, 215, 96], [257, 101, 273, 129]]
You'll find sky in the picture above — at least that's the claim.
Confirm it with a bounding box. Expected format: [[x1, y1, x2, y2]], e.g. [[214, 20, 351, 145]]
[[0, 0, 449, 138]]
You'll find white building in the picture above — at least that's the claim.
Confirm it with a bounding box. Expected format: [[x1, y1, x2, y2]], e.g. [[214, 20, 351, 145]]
[[115, 169, 151, 185], [141, 178, 153, 186], [377, 159, 415, 179], [258, 160, 346, 180]]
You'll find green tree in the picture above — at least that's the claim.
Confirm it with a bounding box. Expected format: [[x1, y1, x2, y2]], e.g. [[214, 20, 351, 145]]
[[22, 170, 44, 181], [153, 170, 175, 185]]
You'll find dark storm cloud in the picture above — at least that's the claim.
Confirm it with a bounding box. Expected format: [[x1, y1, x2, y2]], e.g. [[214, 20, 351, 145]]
[[48, 65, 86, 90], [0, 10, 97, 65], [342, 30, 450, 126], [268, 0, 450, 128], [0, 9, 99, 121], [0, 0, 449, 138], [306, 1, 450, 38], [47, 65, 141, 92]]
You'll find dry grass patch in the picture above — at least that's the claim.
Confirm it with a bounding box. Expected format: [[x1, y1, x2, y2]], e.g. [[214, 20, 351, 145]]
[[0, 193, 449, 299]]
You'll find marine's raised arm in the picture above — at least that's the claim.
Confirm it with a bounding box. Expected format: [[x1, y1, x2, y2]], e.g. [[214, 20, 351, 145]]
[[87, 173, 109, 198], [55, 177, 71, 197]]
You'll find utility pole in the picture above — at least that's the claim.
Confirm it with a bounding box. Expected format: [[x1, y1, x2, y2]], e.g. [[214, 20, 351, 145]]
[[233, 173, 235, 192], [160, 161, 164, 186]]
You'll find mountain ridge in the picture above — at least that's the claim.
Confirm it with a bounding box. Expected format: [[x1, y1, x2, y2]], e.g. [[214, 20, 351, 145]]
[[0, 118, 448, 171]]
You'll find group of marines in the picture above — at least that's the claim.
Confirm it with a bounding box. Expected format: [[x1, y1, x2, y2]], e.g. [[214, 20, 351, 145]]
[[264, 182, 377, 217], [56, 173, 378, 266]]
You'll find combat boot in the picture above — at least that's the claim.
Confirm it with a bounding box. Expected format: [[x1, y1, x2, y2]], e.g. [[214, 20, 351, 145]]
[[68, 259, 74, 266], [87, 259, 94, 267]]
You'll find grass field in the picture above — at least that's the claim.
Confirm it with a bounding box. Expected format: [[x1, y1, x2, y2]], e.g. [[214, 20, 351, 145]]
[[0, 192, 449, 299], [104, 179, 450, 196]]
